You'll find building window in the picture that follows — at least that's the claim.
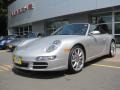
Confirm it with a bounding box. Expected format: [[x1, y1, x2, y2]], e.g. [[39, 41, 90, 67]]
[[24, 26, 29, 35], [115, 23, 120, 34], [14, 25, 32, 37], [115, 12, 120, 22], [20, 27, 24, 36], [91, 12, 112, 24], [115, 12, 120, 44], [45, 20, 69, 35], [29, 25, 32, 32], [97, 24, 112, 34], [90, 12, 112, 34], [115, 35, 120, 44]]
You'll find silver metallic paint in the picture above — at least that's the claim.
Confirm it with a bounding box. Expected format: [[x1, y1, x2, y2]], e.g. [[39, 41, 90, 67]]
[[13, 24, 115, 71]]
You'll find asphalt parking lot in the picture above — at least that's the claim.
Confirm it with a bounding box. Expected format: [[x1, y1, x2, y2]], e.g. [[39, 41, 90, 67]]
[[0, 49, 120, 90]]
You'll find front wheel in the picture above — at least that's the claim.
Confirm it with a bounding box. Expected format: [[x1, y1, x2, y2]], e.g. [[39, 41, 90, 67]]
[[68, 45, 85, 73], [108, 41, 116, 57]]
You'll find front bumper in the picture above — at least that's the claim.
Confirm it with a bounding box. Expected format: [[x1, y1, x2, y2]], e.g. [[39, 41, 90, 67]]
[[13, 56, 68, 71]]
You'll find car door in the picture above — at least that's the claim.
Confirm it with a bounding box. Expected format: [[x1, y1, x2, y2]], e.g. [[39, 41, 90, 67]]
[[95, 24, 108, 55], [86, 25, 107, 59], [86, 34, 104, 59], [92, 34, 107, 55], [100, 34, 108, 52]]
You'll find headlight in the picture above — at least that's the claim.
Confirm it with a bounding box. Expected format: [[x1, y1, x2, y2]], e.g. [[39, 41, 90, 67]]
[[36, 56, 56, 61], [46, 40, 61, 52]]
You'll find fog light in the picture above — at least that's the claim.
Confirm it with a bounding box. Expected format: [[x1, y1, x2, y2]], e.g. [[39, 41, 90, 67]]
[[36, 56, 56, 61]]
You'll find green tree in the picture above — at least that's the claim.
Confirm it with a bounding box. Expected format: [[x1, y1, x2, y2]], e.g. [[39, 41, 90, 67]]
[[0, 0, 15, 36]]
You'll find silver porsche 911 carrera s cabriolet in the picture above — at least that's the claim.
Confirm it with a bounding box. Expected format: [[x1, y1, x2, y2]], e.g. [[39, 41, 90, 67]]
[[13, 23, 116, 73]]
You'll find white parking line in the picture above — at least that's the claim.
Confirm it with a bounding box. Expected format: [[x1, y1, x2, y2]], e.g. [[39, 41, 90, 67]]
[[0, 66, 9, 71], [0, 50, 7, 53], [92, 64, 120, 69], [0, 70, 4, 71], [4, 65, 12, 68], [0, 65, 12, 72]]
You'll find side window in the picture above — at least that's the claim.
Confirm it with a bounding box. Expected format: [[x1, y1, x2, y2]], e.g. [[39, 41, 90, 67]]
[[89, 25, 99, 33], [89, 24, 109, 34], [96, 24, 109, 34]]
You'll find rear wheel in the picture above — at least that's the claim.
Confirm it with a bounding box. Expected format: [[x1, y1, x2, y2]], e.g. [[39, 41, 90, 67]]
[[108, 41, 116, 57], [68, 45, 85, 73]]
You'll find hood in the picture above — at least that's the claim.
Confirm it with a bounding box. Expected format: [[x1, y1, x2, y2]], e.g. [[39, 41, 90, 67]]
[[14, 35, 84, 56], [10, 38, 35, 46]]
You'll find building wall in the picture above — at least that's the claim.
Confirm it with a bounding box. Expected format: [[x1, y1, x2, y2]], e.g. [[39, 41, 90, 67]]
[[69, 14, 88, 23], [32, 21, 44, 34], [8, 28, 13, 35], [97, 0, 120, 9], [8, 0, 120, 27]]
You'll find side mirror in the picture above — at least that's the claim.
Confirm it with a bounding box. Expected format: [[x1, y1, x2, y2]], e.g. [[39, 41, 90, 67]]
[[89, 30, 100, 35]]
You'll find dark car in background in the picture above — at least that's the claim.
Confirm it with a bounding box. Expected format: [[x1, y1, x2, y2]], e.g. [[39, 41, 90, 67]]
[[0, 35, 16, 49]]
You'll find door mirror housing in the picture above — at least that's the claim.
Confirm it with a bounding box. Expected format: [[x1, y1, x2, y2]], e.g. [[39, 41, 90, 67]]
[[89, 30, 100, 35]]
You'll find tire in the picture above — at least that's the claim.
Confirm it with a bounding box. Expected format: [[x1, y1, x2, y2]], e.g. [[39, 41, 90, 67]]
[[108, 41, 116, 57], [68, 45, 85, 73]]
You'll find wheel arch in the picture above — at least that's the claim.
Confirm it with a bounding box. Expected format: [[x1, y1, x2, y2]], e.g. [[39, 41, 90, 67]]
[[109, 39, 116, 49], [111, 39, 116, 43], [71, 43, 86, 60], [68, 43, 86, 73], [108, 39, 116, 57]]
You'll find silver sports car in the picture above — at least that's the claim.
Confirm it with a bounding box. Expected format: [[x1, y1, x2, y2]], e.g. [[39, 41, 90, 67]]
[[13, 23, 116, 73]]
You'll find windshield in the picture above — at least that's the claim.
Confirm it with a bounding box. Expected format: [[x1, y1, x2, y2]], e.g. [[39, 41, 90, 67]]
[[53, 24, 88, 35]]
